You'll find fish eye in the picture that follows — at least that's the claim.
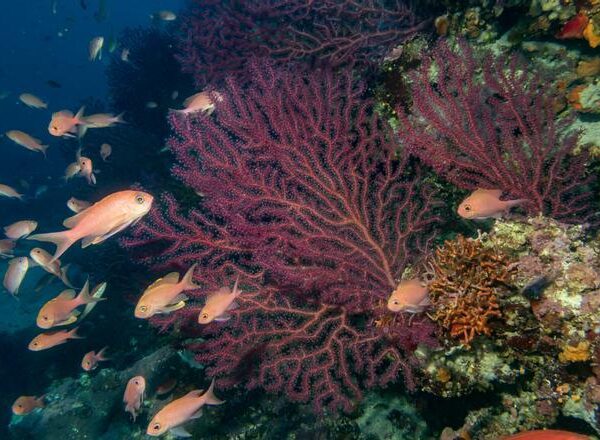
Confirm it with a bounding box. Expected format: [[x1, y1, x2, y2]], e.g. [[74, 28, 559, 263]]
[[463, 204, 471, 212], [42, 316, 48, 321], [134, 380, 139, 385], [32, 342, 38, 346], [135, 195, 145, 204], [201, 313, 208, 320], [140, 305, 148, 312], [392, 300, 399, 305], [152, 423, 161, 431]]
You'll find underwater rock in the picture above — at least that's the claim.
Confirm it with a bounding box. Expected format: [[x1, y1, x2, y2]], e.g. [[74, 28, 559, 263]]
[[9, 346, 177, 439]]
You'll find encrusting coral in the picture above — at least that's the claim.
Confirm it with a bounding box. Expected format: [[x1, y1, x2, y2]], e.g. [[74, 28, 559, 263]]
[[426, 235, 515, 346]]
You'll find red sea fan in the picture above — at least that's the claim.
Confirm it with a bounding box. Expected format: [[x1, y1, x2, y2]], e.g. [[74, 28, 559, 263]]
[[396, 40, 595, 224], [177, 0, 427, 88], [124, 61, 440, 412]]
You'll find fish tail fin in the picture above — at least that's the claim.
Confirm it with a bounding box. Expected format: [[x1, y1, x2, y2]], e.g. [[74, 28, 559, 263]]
[[115, 112, 126, 124], [40, 145, 49, 158], [77, 280, 106, 305], [36, 395, 46, 407], [232, 275, 241, 297], [27, 230, 76, 263], [181, 263, 199, 290], [97, 346, 110, 361], [69, 327, 84, 339], [203, 379, 224, 406], [60, 264, 75, 288]]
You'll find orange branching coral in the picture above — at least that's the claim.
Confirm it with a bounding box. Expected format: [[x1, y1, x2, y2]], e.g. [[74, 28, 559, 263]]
[[426, 235, 515, 345]]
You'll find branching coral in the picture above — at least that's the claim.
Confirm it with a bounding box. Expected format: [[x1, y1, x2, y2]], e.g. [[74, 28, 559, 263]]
[[427, 235, 515, 345]]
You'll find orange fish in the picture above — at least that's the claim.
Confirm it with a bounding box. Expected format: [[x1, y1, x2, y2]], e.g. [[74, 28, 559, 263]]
[[457, 189, 527, 220], [37, 281, 104, 328], [502, 429, 591, 440], [3, 256, 29, 296], [19, 93, 48, 109], [64, 162, 81, 181], [124, 376, 146, 421], [100, 143, 112, 161], [12, 395, 45, 415], [77, 154, 96, 185], [6, 130, 48, 156], [28, 190, 153, 263], [4, 220, 37, 239], [81, 346, 110, 371], [82, 112, 125, 128], [0, 239, 15, 257], [387, 278, 429, 313], [174, 91, 223, 116], [146, 379, 224, 437], [48, 107, 85, 137], [29, 247, 74, 287], [135, 264, 198, 318], [0, 183, 24, 200], [198, 277, 241, 324], [67, 197, 91, 213], [28, 327, 83, 351]]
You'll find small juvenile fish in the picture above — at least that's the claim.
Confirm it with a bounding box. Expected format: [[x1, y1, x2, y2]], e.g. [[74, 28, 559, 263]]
[[198, 277, 241, 324], [67, 197, 91, 213], [37, 281, 104, 328], [100, 143, 112, 161], [64, 162, 81, 180], [457, 189, 527, 220], [174, 91, 223, 116], [30, 247, 74, 287], [28, 190, 153, 262], [3, 256, 29, 296], [12, 395, 45, 415], [49, 107, 86, 137], [154, 10, 177, 21], [4, 220, 37, 239], [145, 101, 158, 109], [135, 264, 198, 318], [0, 239, 15, 257], [120, 48, 130, 62], [77, 154, 96, 185], [19, 93, 48, 109], [6, 130, 48, 156], [387, 279, 430, 313], [28, 327, 83, 351], [124, 376, 146, 422], [82, 112, 125, 128], [81, 346, 110, 371], [0, 183, 23, 200], [146, 380, 223, 438], [89, 36, 104, 61]]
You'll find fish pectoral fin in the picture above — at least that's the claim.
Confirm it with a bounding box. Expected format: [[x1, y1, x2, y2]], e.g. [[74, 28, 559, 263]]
[[82, 219, 135, 247], [213, 313, 231, 322], [190, 408, 203, 420], [174, 294, 188, 303], [169, 426, 192, 438], [58, 315, 79, 326], [161, 301, 186, 313], [226, 301, 239, 312]]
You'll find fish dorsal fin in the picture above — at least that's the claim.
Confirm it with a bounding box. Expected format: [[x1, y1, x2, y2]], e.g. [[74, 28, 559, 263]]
[[57, 289, 76, 300], [147, 272, 180, 290], [184, 390, 204, 399], [209, 286, 230, 298], [476, 188, 503, 198], [63, 210, 89, 229], [183, 92, 203, 107]]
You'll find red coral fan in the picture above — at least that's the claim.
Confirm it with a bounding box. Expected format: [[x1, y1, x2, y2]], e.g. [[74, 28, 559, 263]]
[[178, 0, 426, 88], [396, 40, 595, 224], [427, 235, 515, 346], [124, 61, 440, 412]]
